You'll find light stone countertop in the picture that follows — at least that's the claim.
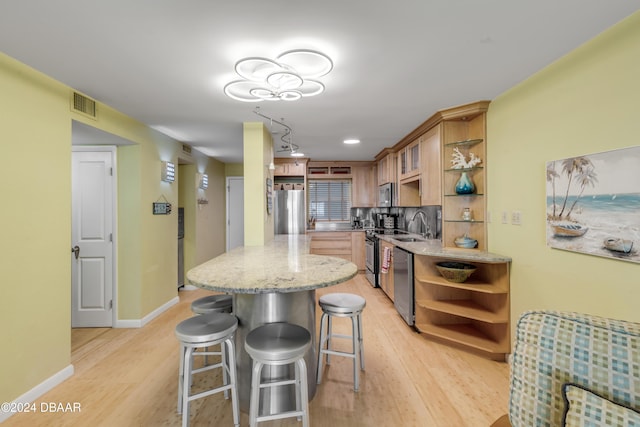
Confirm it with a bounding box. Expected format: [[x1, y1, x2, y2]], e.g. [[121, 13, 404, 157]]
[[186, 234, 358, 294], [378, 234, 512, 263]]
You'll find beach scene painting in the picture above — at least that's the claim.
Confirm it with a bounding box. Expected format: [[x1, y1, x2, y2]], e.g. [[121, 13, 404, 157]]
[[546, 146, 640, 263]]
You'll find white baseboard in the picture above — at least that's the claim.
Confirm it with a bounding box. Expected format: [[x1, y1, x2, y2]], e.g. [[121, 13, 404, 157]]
[[114, 296, 179, 328], [181, 284, 198, 291], [0, 364, 74, 423]]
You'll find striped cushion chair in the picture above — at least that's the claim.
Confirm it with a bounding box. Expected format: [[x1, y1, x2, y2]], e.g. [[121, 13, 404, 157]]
[[492, 310, 640, 427]]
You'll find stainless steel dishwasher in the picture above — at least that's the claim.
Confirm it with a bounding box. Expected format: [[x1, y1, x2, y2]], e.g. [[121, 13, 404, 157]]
[[393, 246, 414, 326]]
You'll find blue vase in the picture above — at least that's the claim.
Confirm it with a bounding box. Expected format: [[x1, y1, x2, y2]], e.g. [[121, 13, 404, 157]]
[[455, 171, 475, 194]]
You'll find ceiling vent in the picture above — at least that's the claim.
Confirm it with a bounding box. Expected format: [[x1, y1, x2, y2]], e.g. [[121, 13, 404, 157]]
[[71, 92, 97, 119], [182, 144, 192, 155]]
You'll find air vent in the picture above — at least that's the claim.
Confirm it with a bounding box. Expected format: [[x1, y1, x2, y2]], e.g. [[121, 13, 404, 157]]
[[71, 92, 97, 119], [182, 144, 192, 155]]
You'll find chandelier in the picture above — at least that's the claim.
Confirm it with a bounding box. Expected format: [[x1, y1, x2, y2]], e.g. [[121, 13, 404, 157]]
[[224, 49, 333, 102]]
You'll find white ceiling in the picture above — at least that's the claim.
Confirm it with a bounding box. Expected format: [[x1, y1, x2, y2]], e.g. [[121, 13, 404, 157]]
[[1, 1, 638, 163]]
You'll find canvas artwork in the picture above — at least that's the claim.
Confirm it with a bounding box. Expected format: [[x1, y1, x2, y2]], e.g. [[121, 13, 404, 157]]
[[546, 146, 640, 263]]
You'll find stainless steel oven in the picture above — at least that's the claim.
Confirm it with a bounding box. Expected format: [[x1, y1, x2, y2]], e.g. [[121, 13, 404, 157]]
[[365, 232, 379, 287]]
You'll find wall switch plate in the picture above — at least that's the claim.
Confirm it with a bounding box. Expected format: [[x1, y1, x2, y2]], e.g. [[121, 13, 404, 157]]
[[511, 210, 522, 225]]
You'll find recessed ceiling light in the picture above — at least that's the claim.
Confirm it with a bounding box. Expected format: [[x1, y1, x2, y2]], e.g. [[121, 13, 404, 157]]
[[344, 139, 360, 144], [291, 152, 305, 157]]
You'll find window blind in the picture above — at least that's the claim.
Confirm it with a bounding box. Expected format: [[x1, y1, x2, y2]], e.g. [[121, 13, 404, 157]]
[[308, 180, 352, 221]]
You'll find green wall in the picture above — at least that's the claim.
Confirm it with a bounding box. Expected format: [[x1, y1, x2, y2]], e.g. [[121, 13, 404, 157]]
[[488, 11, 640, 330]]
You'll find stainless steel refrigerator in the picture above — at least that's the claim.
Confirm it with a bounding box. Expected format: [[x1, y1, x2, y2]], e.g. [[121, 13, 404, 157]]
[[274, 190, 306, 234]]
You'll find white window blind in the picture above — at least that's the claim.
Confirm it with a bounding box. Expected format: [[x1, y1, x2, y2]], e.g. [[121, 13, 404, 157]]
[[308, 180, 352, 221]]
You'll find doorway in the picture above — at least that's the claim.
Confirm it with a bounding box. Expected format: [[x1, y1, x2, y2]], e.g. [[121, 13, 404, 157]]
[[227, 176, 244, 251], [71, 146, 116, 327]]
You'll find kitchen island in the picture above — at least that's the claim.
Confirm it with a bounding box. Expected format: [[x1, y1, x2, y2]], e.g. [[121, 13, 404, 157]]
[[186, 234, 358, 413]]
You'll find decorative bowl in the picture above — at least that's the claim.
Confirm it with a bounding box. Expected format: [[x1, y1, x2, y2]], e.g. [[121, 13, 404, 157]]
[[435, 261, 477, 283], [454, 235, 478, 249]]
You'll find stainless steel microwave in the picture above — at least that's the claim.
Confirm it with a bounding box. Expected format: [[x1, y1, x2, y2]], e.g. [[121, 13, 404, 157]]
[[378, 183, 393, 207]]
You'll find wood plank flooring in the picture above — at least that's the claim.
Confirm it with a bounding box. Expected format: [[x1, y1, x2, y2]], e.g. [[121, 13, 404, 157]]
[[3, 274, 509, 426]]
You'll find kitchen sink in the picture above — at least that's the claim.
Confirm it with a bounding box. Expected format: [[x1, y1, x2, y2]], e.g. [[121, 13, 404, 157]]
[[393, 237, 425, 242]]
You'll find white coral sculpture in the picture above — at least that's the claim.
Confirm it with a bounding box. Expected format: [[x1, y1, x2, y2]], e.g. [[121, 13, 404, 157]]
[[451, 147, 482, 169]]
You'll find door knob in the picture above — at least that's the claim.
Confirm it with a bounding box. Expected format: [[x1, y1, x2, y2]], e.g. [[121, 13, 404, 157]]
[[71, 245, 80, 260]]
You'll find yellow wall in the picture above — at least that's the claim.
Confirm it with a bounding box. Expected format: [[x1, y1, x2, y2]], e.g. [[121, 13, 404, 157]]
[[225, 162, 244, 177], [243, 123, 274, 246], [487, 12, 640, 330], [0, 53, 72, 403], [0, 52, 227, 404]]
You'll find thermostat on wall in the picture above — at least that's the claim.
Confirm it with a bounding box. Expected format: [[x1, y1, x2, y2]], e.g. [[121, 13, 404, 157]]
[[153, 202, 172, 215]]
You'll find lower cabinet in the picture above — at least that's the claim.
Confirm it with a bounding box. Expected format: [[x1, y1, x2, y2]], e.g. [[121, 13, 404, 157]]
[[309, 231, 366, 271], [378, 240, 395, 301], [413, 255, 510, 360]]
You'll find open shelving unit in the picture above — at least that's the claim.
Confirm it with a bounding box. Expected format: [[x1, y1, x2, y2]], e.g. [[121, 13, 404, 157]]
[[441, 107, 488, 250], [413, 254, 510, 359]]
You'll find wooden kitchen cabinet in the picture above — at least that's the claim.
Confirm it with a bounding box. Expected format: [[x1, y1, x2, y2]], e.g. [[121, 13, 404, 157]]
[[399, 138, 420, 181], [274, 159, 306, 176], [376, 150, 395, 185], [351, 163, 376, 207], [378, 240, 395, 301], [420, 124, 442, 206], [413, 254, 510, 359], [309, 231, 365, 271], [309, 232, 352, 261], [351, 231, 366, 271]]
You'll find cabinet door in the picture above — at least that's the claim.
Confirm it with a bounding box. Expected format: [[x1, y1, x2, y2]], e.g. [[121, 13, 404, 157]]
[[351, 231, 365, 270], [420, 124, 442, 206], [352, 165, 374, 207]]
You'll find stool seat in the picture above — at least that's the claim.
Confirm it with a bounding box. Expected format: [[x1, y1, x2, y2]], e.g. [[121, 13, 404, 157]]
[[191, 294, 233, 315], [319, 293, 366, 314], [245, 323, 311, 363], [175, 312, 238, 344]]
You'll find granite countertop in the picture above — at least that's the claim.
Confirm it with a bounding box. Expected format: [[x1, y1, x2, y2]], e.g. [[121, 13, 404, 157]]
[[377, 234, 512, 263], [186, 234, 358, 294]]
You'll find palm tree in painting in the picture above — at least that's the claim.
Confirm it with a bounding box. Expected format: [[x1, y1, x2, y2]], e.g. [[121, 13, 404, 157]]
[[557, 156, 594, 219], [546, 162, 560, 218], [566, 166, 598, 219]]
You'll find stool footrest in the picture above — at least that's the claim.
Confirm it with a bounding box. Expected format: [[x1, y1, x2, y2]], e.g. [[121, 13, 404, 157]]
[[256, 410, 306, 423], [258, 378, 297, 389], [188, 383, 234, 403], [320, 348, 356, 359]]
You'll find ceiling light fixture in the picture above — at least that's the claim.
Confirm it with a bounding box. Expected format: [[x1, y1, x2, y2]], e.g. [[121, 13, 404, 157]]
[[344, 139, 360, 144], [224, 49, 332, 102]]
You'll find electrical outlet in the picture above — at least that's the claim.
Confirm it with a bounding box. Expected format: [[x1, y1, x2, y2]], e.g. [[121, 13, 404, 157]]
[[512, 210, 522, 225], [501, 211, 508, 224]]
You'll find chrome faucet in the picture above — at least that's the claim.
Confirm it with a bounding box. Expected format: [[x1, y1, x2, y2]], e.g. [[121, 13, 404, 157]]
[[409, 210, 431, 238]]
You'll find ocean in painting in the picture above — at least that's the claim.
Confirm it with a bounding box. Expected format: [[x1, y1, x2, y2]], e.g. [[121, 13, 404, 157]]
[[546, 192, 640, 263]]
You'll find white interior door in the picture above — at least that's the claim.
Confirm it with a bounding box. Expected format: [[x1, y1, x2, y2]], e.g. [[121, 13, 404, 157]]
[[71, 148, 114, 327], [227, 177, 244, 251]]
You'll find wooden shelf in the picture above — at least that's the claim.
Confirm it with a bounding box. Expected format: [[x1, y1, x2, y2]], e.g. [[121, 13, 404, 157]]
[[415, 275, 507, 294], [415, 322, 508, 354], [416, 299, 507, 323], [444, 138, 483, 148]]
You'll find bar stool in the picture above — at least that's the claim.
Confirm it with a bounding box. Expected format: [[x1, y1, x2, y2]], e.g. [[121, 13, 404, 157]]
[[190, 294, 233, 368], [316, 293, 366, 391], [245, 323, 311, 427], [191, 294, 233, 315], [175, 312, 240, 427]]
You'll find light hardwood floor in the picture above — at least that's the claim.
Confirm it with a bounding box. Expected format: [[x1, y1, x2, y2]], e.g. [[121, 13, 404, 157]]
[[4, 274, 509, 426]]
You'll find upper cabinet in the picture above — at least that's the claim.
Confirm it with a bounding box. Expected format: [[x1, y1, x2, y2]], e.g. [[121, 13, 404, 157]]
[[420, 124, 442, 206], [274, 159, 307, 176], [399, 139, 420, 182], [376, 150, 395, 185], [352, 163, 376, 207]]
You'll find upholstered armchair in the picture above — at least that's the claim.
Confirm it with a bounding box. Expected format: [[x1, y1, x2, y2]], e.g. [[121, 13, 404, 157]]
[[492, 310, 640, 426]]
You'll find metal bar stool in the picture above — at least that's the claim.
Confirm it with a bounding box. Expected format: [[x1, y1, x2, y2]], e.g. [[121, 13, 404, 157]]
[[175, 312, 240, 427], [316, 293, 366, 391], [191, 294, 233, 315], [190, 294, 233, 367], [245, 322, 311, 427]]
